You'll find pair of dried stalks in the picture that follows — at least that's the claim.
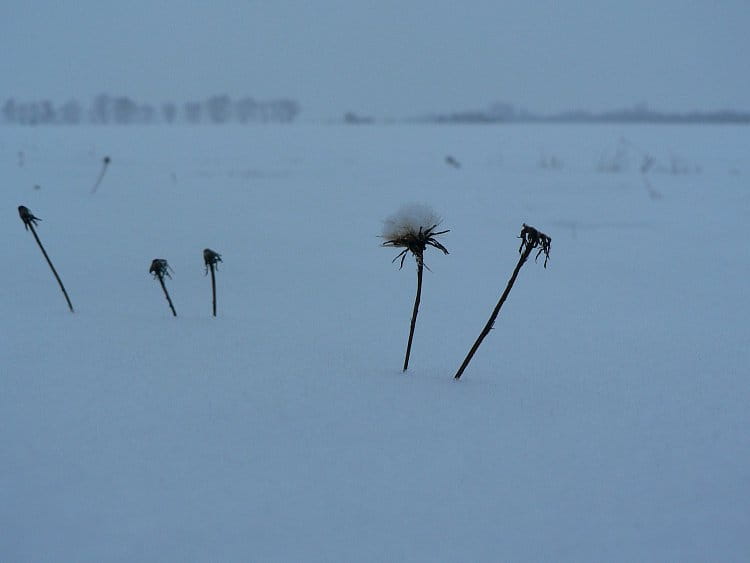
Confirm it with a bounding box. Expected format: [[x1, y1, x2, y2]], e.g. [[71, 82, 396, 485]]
[[148, 249, 223, 317], [383, 214, 550, 380]]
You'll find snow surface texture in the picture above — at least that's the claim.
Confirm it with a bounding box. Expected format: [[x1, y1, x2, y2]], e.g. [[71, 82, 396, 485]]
[[2, 124, 749, 562]]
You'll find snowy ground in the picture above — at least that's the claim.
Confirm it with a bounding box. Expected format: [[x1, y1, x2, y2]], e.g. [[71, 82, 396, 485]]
[[2, 123, 749, 561]]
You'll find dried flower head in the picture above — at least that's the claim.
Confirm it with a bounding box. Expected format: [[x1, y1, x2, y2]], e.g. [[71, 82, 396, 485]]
[[18, 205, 41, 230], [149, 258, 172, 279], [203, 248, 222, 273], [381, 204, 449, 269], [518, 223, 551, 268], [149, 258, 177, 317]]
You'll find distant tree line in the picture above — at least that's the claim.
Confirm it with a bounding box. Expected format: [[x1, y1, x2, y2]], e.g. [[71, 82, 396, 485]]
[[424, 102, 750, 125], [1, 94, 300, 125]]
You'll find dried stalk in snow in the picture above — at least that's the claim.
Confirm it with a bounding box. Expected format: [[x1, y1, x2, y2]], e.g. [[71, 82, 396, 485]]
[[382, 204, 449, 372], [454, 223, 550, 380], [91, 156, 111, 193], [149, 258, 177, 317], [203, 248, 222, 317], [18, 205, 74, 313]]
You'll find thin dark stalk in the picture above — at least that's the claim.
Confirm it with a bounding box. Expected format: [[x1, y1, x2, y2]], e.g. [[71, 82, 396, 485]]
[[383, 220, 449, 373], [18, 206, 74, 313], [403, 257, 423, 372], [454, 246, 531, 380], [91, 156, 111, 194], [454, 224, 550, 380], [150, 259, 177, 317], [203, 249, 222, 317], [158, 276, 177, 317], [210, 265, 217, 316]]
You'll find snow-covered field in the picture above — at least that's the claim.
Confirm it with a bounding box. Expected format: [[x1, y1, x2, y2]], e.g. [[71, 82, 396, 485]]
[[2, 123, 748, 561]]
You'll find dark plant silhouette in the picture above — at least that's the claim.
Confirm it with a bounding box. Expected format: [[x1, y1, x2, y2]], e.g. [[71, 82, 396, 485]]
[[620, 137, 663, 200], [149, 258, 177, 316], [382, 205, 449, 372], [91, 155, 111, 193], [203, 248, 222, 317], [454, 223, 551, 380], [640, 155, 662, 200], [18, 205, 74, 313], [445, 155, 461, 168]]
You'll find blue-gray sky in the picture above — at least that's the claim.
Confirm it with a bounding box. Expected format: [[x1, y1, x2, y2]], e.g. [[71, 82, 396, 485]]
[[2, 0, 748, 118]]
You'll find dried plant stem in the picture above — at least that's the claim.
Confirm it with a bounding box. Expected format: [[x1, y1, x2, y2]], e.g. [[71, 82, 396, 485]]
[[203, 249, 222, 317], [29, 222, 75, 313], [454, 246, 532, 380], [209, 264, 217, 316], [403, 258, 423, 372], [454, 224, 550, 380], [91, 156, 110, 194], [159, 276, 177, 317], [18, 206, 74, 312], [150, 259, 177, 317], [382, 208, 449, 372]]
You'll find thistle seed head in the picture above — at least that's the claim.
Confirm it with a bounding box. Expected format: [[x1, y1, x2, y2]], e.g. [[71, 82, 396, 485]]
[[381, 204, 449, 269]]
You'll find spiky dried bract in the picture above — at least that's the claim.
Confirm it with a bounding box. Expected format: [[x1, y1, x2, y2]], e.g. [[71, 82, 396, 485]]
[[149, 258, 172, 279], [382, 204, 449, 269], [519, 223, 551, 268]]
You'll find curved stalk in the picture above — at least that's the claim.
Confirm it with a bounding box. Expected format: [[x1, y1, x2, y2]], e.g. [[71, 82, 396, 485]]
[[91, 156, 110, 193]]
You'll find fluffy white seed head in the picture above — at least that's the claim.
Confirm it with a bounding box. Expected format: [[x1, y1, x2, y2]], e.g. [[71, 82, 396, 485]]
[[382, 203, 442, 242]]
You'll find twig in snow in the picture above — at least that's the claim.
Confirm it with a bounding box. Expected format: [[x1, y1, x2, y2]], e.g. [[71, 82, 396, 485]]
[[203, 248, 222, 317], [382, 204, 449, 372], [91, 156, 111, 193], [149, 258, 177, 316], [445, 155, 461, 168], [454, 223, 550, 380], [18, 205, 74, 313]]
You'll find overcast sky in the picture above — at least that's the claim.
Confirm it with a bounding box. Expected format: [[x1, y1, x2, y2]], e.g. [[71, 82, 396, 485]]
[[1, 0, 748, 119]]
